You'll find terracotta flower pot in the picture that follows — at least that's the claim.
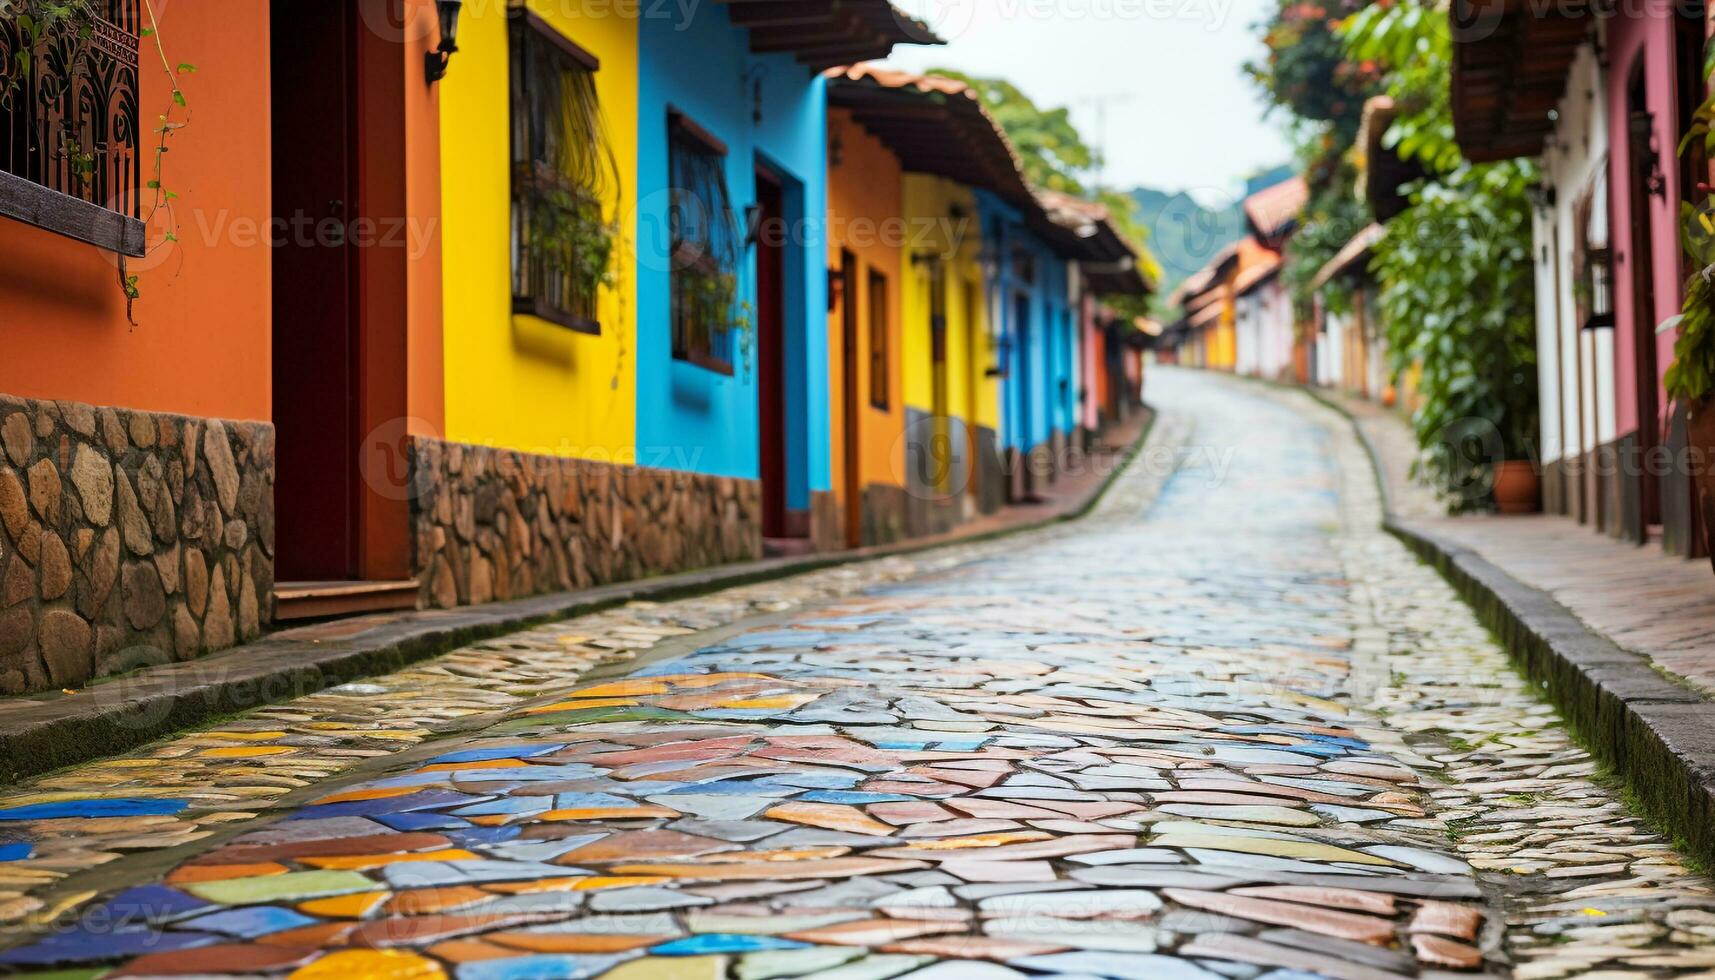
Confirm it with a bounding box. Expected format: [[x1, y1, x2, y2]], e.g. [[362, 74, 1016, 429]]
[[1492, 460, 1541, 514], [1687, 397, 1715, 572]]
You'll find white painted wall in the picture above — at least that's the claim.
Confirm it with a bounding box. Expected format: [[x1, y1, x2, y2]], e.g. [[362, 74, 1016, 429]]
[[1535, 39, 1616, 472]]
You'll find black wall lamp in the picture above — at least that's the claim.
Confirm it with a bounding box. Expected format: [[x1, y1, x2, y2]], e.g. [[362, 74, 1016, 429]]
[[426, 0, 463, 83]]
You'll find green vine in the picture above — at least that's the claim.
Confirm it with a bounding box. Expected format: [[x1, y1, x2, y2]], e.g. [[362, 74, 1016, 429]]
[[0, 0, 190, 323]]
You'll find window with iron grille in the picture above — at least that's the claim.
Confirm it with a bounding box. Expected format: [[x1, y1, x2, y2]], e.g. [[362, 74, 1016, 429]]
[[668, 109, 740, 374], [510, 9, 617, 334], [0, 0, 144, 255]]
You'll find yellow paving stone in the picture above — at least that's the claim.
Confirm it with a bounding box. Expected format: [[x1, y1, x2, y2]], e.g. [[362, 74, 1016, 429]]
[[289, 949, 448, 980], [204, 731, 291, 741], [485, 875, 670, 895], [487, 932, 668, 954], [414, 759, 532, 774], [716, 694, 821, 710], [302, 849, 480, 870], [599, 955, 727, 980], [300, 891, 391, 918], [609, 857, 928, 880], [525, 698, 639, 714], [198, 746, 296, 759], [1152, 832, 1399, 866]]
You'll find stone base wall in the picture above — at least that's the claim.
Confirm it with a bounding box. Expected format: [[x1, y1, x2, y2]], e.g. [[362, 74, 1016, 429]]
[[974, 425, 1004, 516], [860, 483, 908, 547], [809, 491, 843, 554], [407, 437, 763, 609], [0, 394, 273, 695]]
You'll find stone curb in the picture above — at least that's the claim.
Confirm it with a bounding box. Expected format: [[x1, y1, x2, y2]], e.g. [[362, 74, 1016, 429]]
[[0, 411, 1157, 785], [1275, 376, 1715, 870]]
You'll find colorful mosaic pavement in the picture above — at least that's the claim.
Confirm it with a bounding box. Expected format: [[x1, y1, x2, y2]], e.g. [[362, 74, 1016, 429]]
[[0, 370, 1712, 978]]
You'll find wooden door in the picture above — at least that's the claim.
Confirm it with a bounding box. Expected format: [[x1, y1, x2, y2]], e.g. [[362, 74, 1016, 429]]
[[1627, 64, 1662, 542], [756, 166, 790, 539], [271, 0, 360, 582], [839, 250, 862, 548], [930, 261, 950, 495]]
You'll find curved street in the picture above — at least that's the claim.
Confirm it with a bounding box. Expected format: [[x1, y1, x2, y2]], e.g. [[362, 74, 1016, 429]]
[[1, 370, 1710, 979]]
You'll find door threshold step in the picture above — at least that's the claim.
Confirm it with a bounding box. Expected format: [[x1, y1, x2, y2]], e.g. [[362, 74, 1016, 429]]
[[762, 537, 818, 559], [274, 580, 420, 621]]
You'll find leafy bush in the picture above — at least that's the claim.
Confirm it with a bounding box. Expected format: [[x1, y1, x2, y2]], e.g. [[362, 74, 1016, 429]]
[[1342, 1, 1539, 506]]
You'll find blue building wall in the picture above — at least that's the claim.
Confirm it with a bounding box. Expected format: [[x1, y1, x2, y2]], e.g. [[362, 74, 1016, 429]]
[[634, 10, 830, 508], [976, 191, 1071, 455]]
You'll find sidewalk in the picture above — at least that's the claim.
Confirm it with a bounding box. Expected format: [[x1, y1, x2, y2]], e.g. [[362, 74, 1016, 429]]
[[1312, 384, 1715, 867], [0, 410, 1155, 785]]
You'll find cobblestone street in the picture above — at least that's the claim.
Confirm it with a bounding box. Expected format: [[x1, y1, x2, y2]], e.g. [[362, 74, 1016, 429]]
[[1, 370, 1711, 979]]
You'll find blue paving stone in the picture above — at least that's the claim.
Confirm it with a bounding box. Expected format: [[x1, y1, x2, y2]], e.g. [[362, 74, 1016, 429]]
[[292, 789, 487, 819], [648, 934, 812, 955], [89, 886, 215, 928], [472, 765, 603, 783], [380, 859, 577, 887], [447, 826, 526, 846], [550, 792, 635, 809], [798, 790, 917, 804], [456, 953, 627, 980], [425, 744, 568, 766], [175, 905, 320, 938], [0, 926, 220, 965], [0, 798, 188, 821], [450, 796, 550, 817], [753, 772, 864, 790], [0, 842, 32, 861], [374, 811, 473, 832]]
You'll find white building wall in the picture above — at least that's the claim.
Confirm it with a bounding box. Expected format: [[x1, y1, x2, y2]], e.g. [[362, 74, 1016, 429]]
[[1538, 40, 1615, 471]]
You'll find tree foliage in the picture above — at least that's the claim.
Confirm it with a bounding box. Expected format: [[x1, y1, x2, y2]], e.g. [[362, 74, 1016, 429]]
[[1246, 0, 1379, 139], [1245, 0, 1380, 315], [928, 68, 1163, 299], [929, 70, 1094, 194]]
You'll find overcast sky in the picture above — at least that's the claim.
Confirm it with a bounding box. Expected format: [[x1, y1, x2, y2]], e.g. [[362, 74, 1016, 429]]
[[879, 0, 1295, 200]]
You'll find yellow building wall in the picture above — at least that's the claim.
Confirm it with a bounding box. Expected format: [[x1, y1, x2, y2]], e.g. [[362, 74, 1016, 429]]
[[1211, 290, 1238, 371], [439, 2, 639, 459], [900, 176, 996, 434]]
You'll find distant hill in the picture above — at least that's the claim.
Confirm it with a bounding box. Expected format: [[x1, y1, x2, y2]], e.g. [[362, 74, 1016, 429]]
[[1130, 187, 1246, 296]]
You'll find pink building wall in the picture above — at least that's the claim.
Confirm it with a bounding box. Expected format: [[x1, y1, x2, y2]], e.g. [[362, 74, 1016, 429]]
[[1081, 293, 1102, 432], [1605, 4, 1685, 439]]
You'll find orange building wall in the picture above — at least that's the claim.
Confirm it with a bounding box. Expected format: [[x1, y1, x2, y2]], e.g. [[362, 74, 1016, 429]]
[[0, 0, 273, 423], [827, 109, 906, 502]]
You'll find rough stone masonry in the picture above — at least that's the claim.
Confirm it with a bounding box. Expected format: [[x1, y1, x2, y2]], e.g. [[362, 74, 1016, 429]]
[[0, 393, 273, 695]]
